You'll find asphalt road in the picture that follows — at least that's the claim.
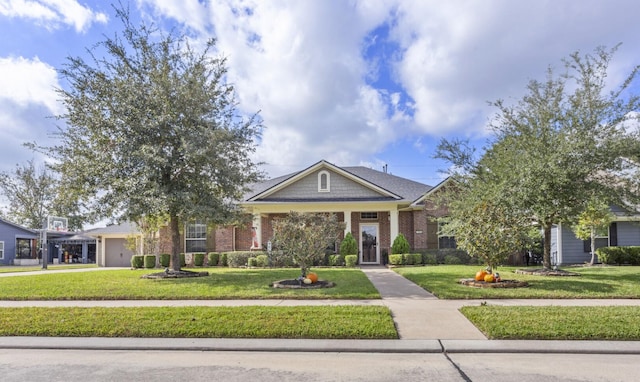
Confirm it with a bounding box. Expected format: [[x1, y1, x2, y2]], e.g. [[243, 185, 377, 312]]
[[1, 349, 639, 382]]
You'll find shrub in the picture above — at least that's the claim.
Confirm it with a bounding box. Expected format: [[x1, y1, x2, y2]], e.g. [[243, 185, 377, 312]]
[[219, 253, 228, 267], [207, 252, 219, 267], [159, 253, 171, 267], [256, 254, 269, 267], [345, 255, 358, 267], [403, 253, 415, 265], [423, 253, 437, 265], [328, 254, 345, 266], [227, 251, 266, 268], [247, 257, 257, 267], [193, 253, 205, 266], [391, 233, 410, 254], [179, 253, 186, 267], [340, 232, 358, 256], [143, 255, 156, 268], [409, 253, 422, 265], [131, 255, 144, 269], [597, 246, 640, 265], [389, 254, 404, 265], [444, 254, 462, 265]]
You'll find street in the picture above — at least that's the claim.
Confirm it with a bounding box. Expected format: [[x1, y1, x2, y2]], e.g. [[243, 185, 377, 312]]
[[1, 349, 639, 381]]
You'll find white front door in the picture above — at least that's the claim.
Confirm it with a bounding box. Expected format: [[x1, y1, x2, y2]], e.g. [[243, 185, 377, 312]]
[[360, 224, 379, 265]]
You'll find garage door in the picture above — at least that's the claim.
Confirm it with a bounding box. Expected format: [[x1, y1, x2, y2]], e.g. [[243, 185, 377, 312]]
[[105, 238, 134, 267]]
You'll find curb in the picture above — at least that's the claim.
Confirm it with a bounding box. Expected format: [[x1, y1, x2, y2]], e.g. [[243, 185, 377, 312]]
[[2, 337, 640, 354]]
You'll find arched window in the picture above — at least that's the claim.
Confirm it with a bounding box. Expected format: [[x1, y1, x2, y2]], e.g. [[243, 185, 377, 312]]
[[318, 171, 330, 192]]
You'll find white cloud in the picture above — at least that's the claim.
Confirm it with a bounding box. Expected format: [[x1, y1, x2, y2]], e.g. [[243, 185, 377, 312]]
[[0, 0, 108, 32], [0, 55, 60, 113]]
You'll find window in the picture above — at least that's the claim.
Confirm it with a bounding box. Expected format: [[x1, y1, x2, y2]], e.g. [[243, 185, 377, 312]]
[[360, 212, 378, 220], [15, 238, 32, 259], [318, 171, 330, 192], [185, 220, 207, 253], [438, 221, 457, 249], [0, 241, 3, 259], [583, 224, 610, 253]]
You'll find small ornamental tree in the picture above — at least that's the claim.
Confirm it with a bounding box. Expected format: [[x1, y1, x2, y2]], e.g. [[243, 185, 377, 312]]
[[572, 199, 613, 266], [272, 211, 345, 278], [339, 232, 358, 256], [391, 233, 410, 254]]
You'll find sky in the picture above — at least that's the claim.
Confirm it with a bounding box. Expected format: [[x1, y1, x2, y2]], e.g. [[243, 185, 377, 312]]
[[1, 0, 639, 189]]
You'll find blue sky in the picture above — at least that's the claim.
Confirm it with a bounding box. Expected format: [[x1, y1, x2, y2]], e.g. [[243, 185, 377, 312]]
[[1, 0, 639, 188]]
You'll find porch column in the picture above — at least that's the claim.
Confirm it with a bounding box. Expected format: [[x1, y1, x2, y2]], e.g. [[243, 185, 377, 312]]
[[389, 209, 399, 243], [343, 210, 352, 236], [82, 242, 88, 264], [251, 213, 261, 249]]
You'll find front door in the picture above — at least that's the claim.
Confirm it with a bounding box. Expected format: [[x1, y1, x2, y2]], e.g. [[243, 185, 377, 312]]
[[360, 224, 379, 265]]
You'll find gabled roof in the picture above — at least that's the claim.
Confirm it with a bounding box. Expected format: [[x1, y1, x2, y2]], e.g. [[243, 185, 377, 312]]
[[0, 217, 37, 236], [244, 160, 431, 204], [84, 221, 140, 236]]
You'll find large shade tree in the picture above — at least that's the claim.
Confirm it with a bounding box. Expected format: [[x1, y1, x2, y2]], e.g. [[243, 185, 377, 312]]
[[46, 8, 263, 271], [438, 46, 640, 269]]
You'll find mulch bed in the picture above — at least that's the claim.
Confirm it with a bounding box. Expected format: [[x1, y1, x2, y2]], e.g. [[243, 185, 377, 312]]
[[141, 269, 210, 279], [272, 279, 336, 289], [514, 268, 581, 277], [459, 279, 529, 288]]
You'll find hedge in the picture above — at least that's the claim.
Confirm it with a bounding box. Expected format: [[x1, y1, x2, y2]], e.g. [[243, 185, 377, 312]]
[[159, 253, 171, 267], [143, 255, 156, 269], [207, 252, 219, 267], [226, 251, 267, 267], [596, 246, 640, 265], [131, 255, 144, 269], [345, 255, 358, 267], [193, 253, 205, 267], [256, 254, 269, 267], [389, 254, 403, 265]]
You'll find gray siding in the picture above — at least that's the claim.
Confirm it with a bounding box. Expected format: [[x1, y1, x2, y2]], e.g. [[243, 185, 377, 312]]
[[558, 225, 589, 265], [264, 169, 385, 200], [0, 221, 37, 265]]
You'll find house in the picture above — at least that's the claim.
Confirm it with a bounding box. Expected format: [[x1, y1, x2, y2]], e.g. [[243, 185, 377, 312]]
[[551, 205, 640, 265], [160, 160, 429, 265], [0, 217, 38, 266], [84, 221, 142, 267]]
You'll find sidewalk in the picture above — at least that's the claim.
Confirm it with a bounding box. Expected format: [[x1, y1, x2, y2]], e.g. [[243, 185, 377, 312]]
[[1, 265, 640, 353]]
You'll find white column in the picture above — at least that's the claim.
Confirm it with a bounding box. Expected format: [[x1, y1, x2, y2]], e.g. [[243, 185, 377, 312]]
[[343, 210, 352, 236], [389, 209, 399, 243], [251, 213, 262, 249]]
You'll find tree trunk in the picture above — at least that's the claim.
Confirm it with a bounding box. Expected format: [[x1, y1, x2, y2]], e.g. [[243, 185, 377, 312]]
[[543, 223, 552, 270], [169, 213, 181, 272]]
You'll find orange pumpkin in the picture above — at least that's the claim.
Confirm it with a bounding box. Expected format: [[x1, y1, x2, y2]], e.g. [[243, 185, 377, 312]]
[[307, 272, 318, 283], [484, 273, 495, 283], [475, 270, 487, 281]]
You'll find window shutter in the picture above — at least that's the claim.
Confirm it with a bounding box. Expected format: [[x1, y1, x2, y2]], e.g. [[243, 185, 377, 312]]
[[583, 239, 590, 253], [609, 222, 618, 247]]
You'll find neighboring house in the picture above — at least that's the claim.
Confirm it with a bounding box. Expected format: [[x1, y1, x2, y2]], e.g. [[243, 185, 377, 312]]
[[551, 205, 640, 266], [0, 218, 38, 266], [85, 222, 141, 267]]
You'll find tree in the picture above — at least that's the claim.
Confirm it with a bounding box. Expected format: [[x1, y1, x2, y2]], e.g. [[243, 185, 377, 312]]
[[0, 160, 83, 229], [391, 233, 410, 254], [339, 232, 358, 256], [437, 46, 640, 269], [45, 7, 262, 271], [572, 199, 613, 266], [272, 211, 345, 278]]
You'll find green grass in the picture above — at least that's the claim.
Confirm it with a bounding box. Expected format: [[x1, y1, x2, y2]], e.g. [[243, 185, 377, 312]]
[[461, 305, 640, 340], [394, 265, 640, 299], [0, 306, 397, 339], [0, 264, 98, 273], [0, 268, 380, 300]]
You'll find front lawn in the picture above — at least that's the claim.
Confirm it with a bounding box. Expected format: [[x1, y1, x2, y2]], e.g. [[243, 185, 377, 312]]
[[0, 306, 397, 339], [394, 265, 640, 299], [461, 305, 640, 340], [0, 268, 380, 300], [0, 264, 98, 273]]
